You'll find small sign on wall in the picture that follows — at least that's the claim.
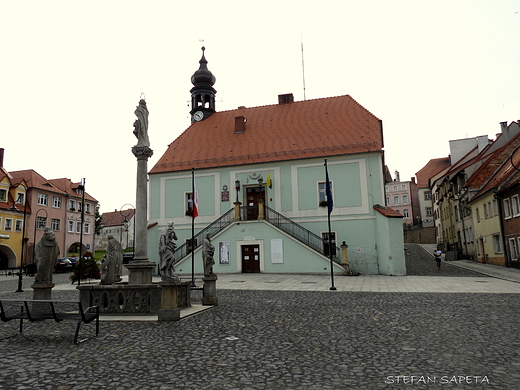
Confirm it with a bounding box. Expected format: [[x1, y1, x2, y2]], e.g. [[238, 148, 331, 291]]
[[271, 238, 283, 263], [219, 241, 230, 265], [221, 191, 229, 201]]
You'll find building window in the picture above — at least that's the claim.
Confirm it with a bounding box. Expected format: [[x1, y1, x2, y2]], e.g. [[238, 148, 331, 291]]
[[38, 193, 48, 206], [69, 200, 76, 211], [386, 196, 390, 205], [16, 192, 25, 204], [509, 238, 517, 260], [52, 196, 62, 208], [385, 187, 389, 193], [85, 203, 91, 213], [51, 218, 60, 231], [84, 223, 91, 234], [393, 196, 399, 204], [393, 185, 398, 192], [476, 208, 481, 223], [401, 184, 406, 190], [5, 218, 12, 231], [504, 198, 512, 219], [15, 220, 23, 232], [36, 216, 47, 229], [76, 222, 82, 234], [402, 194, 408, 203], [318, 181, 333, 203], [68, 221, 75, 233], [426, 207, 432, 216], [493, 234, 502, 253], [492, 199, 498, 216], [512, 195, 520, 217], [322, 232, 337, 257], [403, 209, 409, 218], [77, 202, 82, 212], [483, 203, 488, 219], [0, 188, 7, 202], [424, 191, 431, 200]]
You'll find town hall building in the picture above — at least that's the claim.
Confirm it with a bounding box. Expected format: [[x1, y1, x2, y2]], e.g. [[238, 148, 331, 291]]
[[146, 48, 405, 276]]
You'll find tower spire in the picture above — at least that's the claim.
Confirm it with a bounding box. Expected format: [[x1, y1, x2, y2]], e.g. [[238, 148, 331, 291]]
[[190, 47, 217, 123]]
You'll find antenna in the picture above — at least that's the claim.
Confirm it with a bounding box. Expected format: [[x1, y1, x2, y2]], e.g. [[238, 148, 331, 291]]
[[301, 32, 307, 100]]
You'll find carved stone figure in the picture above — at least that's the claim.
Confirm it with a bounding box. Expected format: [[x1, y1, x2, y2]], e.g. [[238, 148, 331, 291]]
[[34, 227, 60, 284], [106, 235, 124, 282], [133, 99, 150, 147], [100, 254, 116, 285], [159, 223, 178, 282], [202, 233, 215, 277]]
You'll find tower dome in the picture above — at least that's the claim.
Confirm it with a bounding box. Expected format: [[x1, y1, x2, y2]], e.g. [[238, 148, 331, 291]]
[[191, 47, 216, 86]]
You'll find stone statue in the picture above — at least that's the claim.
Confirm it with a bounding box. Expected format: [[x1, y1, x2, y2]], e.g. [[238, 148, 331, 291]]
[[34, 227, 60, 284], [159, 222, 178, 282], [133, 99, 150, 147], [202, 233, 215, 277], [107, 235, 124, 282], [100, 254, 115, 285]]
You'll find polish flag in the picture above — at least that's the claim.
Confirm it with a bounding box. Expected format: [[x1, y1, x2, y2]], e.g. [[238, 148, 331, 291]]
[[192, 180, 199, 219]]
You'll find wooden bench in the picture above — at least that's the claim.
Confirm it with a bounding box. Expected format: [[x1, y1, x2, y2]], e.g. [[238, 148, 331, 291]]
[[0, 299, 99, 344]]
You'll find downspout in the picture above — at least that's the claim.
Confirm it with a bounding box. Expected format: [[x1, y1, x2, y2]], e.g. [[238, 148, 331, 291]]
[[494, 189, 509, 267]]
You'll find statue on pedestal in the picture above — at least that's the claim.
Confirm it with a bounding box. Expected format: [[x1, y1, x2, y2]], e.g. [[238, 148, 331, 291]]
[[133, 99, 150, 148], [159, 223, 178, 282], [100, 235, 124, 284], [202, 233, 215, 277], [34, 227, 60, 284]]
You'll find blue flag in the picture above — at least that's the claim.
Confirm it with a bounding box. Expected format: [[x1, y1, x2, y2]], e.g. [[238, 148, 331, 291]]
[[325, 160, 333, 214]]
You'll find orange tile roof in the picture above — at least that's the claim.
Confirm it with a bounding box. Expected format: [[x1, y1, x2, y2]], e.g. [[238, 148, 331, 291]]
[[150, 95, 383, 173], [101, 209, 135, 227], [373, 205, 403, 218], [415, 157, 451, 188]]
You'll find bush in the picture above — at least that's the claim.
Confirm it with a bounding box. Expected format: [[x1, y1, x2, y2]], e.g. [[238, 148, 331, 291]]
[[70, 253, 100, 283]]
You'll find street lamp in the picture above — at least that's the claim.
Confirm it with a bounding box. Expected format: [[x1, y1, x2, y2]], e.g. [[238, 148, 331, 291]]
[[10, 186, 28, 293], [235, 179, 240, 203], [77, 179, 86, 287]]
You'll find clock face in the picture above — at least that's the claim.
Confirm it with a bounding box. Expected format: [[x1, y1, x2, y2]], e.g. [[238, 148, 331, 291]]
[[193, 111, 204, 121]]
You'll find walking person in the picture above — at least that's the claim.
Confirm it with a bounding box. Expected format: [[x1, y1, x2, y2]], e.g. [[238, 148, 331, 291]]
[[434, 247, 442, 270]]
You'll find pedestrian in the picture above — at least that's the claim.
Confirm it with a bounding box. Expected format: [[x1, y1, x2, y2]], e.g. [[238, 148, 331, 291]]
[[434, 247, 442, 270]]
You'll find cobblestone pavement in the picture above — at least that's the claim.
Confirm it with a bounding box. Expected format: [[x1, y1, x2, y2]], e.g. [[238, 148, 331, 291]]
[[0, 245, 519, 390]]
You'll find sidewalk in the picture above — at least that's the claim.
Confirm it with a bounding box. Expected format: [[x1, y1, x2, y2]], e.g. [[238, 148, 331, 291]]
[[418, 243, 520, 284]]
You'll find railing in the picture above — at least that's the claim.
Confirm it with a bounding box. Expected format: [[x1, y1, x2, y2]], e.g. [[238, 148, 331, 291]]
[[264, 206, 341, 264], [173, 208, 235, 261]]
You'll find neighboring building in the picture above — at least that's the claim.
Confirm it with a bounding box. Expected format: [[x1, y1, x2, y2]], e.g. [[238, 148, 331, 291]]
[[6, 162, 98, 264], [415, 157, 451, 228], [95, 209, 135, 251], [384, 170, 419, 226], [0, 151, 30, 270], [146, 48, 405, 276]]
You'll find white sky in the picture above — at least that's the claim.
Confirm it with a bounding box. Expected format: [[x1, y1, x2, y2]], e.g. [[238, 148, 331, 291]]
[[2, 1, 519, 213]]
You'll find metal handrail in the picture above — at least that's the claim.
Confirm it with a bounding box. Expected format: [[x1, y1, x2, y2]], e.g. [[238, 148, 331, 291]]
[[173, 208, 235, 261], [264, 206, 341, 264]]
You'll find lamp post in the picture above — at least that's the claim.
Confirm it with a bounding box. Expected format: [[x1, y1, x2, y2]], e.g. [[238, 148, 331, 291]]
[[10, 186, 28, 293], [235, 178, 240, 203], [119, 204, 134, 251], [77, 179, 86, 287]]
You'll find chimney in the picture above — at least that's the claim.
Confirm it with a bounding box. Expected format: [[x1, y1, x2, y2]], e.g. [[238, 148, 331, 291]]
[[0, 148, 3, 168], [394, 170, 400, 182], [500, 121, 508, 133], [278, 93, 294, 104], [234, 116, 246, 133]]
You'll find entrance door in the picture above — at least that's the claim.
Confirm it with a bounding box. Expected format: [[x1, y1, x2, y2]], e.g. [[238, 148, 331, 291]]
[[246, 187, 265, 220], [241, 245, 260, 273]]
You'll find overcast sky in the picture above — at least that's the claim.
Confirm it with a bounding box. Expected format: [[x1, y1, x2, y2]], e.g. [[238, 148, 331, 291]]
[[2, 1, 519, 213]]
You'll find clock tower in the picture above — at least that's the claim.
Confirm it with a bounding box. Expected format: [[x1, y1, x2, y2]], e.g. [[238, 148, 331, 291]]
[[190, 47, 216, 123]]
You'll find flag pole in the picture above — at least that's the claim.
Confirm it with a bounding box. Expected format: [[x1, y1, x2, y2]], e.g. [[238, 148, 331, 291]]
[[325, 159, 337, 291], [191, 168, 196, 288]]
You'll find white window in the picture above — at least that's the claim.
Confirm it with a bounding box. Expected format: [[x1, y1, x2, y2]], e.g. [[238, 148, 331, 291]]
[[77, 202, 82, 212], [84, 223, 91, 234], [386, 196, 390, 205], [85, 203, 91, 213], [402, 194, 408, 203], [512, 195, 520, 217], [401, 184, 406, 190], [385, 187, 389, 193], [5, 218, 12, 231], [509, 238, 517, 260], [318, 181, 333, 203], [504, 199, 512, 219], [36, 216, 47, 229], [493, 199, 499, 216], [424, 191, 431, 200], [51, 218, 60, 231], [69, 200, 76, 211], [0, 188, 7, 202], [393, 196, 399, 204], [15, 220, 23, 232], [68, 220, 75, 233], [38, 193, 48, 206], [15, 192, 25, 204], [52, 196, 62, 208], [493, 234, 502, 253], [426, 207, 432, 216], [76, 222, 82, 233], [393, 185, 398, 192]]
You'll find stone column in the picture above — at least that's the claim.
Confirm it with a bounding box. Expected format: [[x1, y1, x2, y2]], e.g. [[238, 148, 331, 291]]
[[257, 199, 265, 220], [202, 275, 218, 306], [341, 241, 350, 273], [32, 282, 55, 301], [126, 146, 156, 284], [234, 201, 242, 221]]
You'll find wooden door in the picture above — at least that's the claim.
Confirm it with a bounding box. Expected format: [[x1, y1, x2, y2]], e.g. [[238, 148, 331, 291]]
[[241, 245, 260, 273], [246, 187, 265, 220]]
